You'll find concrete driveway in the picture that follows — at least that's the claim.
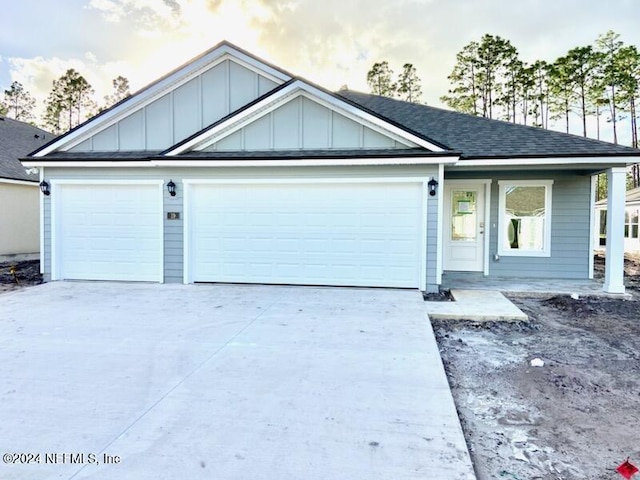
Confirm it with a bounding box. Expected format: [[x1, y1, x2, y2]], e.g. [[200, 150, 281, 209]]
[[0, 282, 474, 480]]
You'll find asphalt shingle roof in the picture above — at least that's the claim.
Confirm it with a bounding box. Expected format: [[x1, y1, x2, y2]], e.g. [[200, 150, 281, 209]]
[[0, 117, 52, 181], [42, 149, 456, 161], [337, 90, 640, 159]]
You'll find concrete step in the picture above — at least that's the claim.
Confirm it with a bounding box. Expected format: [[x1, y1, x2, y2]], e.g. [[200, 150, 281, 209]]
[[425, 289, 528, 322]]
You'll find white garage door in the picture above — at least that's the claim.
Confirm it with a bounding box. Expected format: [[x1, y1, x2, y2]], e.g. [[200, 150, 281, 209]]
[[53, 183, 163, 282], [186, 181, 425, 288]]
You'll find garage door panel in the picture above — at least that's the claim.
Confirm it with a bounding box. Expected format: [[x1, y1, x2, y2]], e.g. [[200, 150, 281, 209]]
[[188, 182, 424, 288], [55, 184, 162, 282]]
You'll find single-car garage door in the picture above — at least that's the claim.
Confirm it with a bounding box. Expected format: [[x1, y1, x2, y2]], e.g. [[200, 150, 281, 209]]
[[52, 182, 163, 282], [185, 181, 425, 288]]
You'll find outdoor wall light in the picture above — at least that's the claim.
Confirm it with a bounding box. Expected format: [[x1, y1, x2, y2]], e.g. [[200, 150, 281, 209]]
[[167, 180, 176, 197], [39, 180, 50, 196], [428, 177, 438, 197]]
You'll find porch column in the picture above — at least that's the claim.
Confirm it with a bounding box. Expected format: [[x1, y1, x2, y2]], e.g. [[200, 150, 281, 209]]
[[604, 166, 626, 294]]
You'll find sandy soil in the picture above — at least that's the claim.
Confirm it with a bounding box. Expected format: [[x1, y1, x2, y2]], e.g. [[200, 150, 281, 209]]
[[433, 254, 640, 479]]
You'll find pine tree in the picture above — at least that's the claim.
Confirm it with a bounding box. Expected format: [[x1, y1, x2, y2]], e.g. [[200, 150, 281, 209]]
[[2, 81, 36, 122]]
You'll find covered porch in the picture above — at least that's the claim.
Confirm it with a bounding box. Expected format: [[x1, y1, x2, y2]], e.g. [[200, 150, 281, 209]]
[[439, 166, 632, 295], [441, 271, 625, 297]]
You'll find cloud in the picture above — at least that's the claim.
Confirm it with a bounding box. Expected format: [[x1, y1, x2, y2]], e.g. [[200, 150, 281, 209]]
[[6, 0, 640, 139], [87, 0, 181, 33], [7, 54, 134, 121]]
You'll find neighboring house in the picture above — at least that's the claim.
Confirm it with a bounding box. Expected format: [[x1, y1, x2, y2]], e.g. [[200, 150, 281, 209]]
[[0, 116, 51, 259], [23, 42, 638, 294], [595, 186, 640, 252]]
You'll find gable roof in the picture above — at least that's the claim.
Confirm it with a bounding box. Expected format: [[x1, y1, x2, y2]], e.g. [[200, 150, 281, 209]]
[[0, 117, 51, 181], [165, 79, 445, 155], [337, 90, 640, 159], [30, 41, 293, 157]]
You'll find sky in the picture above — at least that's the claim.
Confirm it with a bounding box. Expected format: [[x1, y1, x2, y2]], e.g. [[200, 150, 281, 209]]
[[2, 0, 640, 144]]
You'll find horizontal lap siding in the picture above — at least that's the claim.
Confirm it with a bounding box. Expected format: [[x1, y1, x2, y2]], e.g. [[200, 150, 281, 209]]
[[446, 171, 592, 279], [164, 189, 183, 283], [42, 166, 437, 286], [426, 194, 439, 292]]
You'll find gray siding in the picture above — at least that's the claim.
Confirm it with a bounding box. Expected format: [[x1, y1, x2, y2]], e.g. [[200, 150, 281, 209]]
[[203, 96, 413, 152], [43, 195, 51, 282], [67, 60, 282, 153], [446, 171, 592, 279], [42, 165, 437, 288], [163, 186, 183, 283], [426, 190, 439, 293]]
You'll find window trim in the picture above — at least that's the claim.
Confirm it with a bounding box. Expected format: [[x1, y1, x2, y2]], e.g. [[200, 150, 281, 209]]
[[498, 180, 553, 257]]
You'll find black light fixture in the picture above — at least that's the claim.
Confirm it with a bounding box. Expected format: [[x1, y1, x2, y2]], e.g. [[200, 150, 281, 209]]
[[167, 180, 176, 197], [39, 180, 50, 196], [428, 177, 438, 197]]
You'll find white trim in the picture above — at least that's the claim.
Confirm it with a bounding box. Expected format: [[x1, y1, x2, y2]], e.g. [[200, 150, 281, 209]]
[[50, 179, 165, 283], [443, 179, 492, 275], [51, 180, 58, 280], [604, 167, 627, 293], [23, 161, 159, 168], [154, 157, 456, 167], [589, 175, 597, 279], [497, 180, 554, 257], [167, 81, 445, 155], [39, 168, 45, 275], [182, 177, 427, 290], [483, 181, 492, 276], [453, 157, 640, 168], [50, 179, 164, 185], [0, 178, 38, 186], [183, 179, 190, 284], [34, 45, 291, 157], [421, 181, 429, 291], [183, 177, 427, 185], [193, 89, 418, 150], [22, 156, 459, 169], [436, 164, 444, 285]]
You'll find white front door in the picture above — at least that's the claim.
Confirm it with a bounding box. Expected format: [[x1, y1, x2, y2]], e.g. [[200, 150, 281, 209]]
[[443, 182, 486, 272]]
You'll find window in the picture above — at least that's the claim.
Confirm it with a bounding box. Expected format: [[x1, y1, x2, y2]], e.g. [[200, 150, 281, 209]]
[[625, 208, 639, 239], [498, 180, 553, 257]]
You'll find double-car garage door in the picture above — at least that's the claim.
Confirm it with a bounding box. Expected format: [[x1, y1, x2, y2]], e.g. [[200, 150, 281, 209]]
[[52, 180, 425, 288]]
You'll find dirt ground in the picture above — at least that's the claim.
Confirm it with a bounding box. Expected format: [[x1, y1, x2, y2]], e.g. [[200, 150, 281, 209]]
[[0, 259, 42, 294], [433, 254, 640, 480]]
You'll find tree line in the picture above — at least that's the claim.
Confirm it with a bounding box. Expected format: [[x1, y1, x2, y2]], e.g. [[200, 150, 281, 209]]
[[0, 72, 131, 134], [367, 30, 640, 190]]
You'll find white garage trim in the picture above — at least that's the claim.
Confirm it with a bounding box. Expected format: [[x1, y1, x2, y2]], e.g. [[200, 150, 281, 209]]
[[51, 179, 164, 282], [183, 177, 427, 289]]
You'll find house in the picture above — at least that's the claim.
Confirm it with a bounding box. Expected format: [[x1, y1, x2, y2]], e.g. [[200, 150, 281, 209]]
[[0, 116, 51, 259], [23, 42, 638, 294], [595, 186, 640, 252]]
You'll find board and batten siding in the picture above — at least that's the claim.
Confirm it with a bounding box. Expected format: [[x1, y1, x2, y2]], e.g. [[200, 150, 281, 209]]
[[67, 60, 280, 153], [204, 96, 410, 151], [446, 171, 592, 279], [41, 166, 438, 288]]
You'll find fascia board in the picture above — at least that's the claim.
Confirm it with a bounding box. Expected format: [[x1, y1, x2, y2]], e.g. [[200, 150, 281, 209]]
[[21, 156, 459, 169], [33, 45, 292, 157], [167, 80, 443, 155], [453, 156, 640, 168]]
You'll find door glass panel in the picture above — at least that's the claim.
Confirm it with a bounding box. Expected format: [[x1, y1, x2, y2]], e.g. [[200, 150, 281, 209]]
[[451, 190, 477, 241]]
